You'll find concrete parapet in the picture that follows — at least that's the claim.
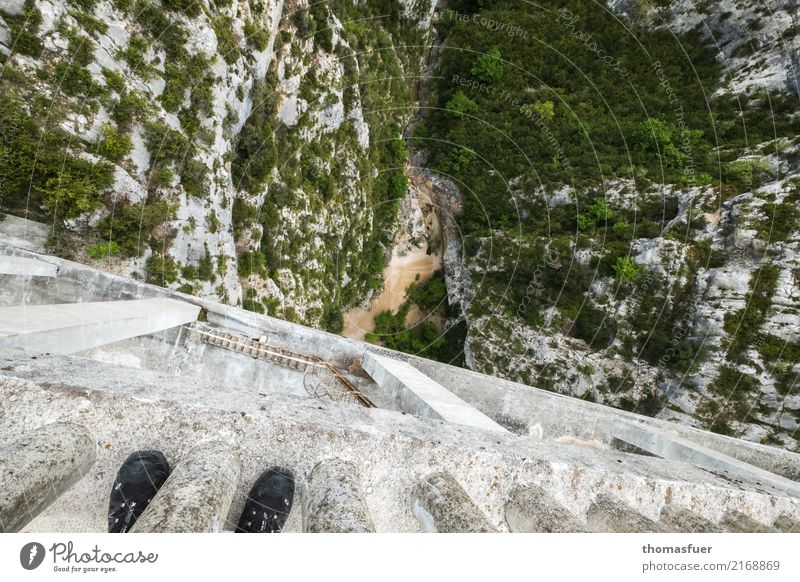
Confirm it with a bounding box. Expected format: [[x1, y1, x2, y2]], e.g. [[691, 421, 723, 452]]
[[131, 441, 239, 533], [586, 496, 671, 533], [505, 484, 588, 532], [659, 504, 724, 533], [0, 256, 57, 277], [3, 350, 800, 533], [0, 298, 200, 355], [412, 472, 496, 533], [362, 352, 508, 433], [0, 422, 95, 533], [611, 421, 800, 498], [302, 459, 375, 533]]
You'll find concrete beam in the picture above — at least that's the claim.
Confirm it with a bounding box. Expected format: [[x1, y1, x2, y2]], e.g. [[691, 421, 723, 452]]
[[411, 472, 496, 532], [0, 423, 95, 533], [362, 352, 508, 433], [0, 256, 57, 277], [505, 484, 588, 532], [659, 504, 724, 533], [131, 441, 239, 533], [302, 459, 375, 533], [611, 420, 800, 498], [773, 514, 800, 533], [720, 511, 777, 533], [586, 496, 670, 533], [0, 298, 200, 355]]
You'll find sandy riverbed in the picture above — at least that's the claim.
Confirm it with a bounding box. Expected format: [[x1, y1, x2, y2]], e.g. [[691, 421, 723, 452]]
[[342, 244, 442, 340]]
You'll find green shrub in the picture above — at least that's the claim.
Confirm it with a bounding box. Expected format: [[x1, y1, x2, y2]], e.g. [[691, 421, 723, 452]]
[[97, 200, 175, 256], [211, 15, 242, 64], [470, 47, 504, 82], [244, 21, 270, 51], [102, 68, 126, 94], [145, 254, 178, 285], [69, 9, 108, 35], [520, 100, 555, 122], [162, 0, 201, 17], [237, 250, 267, 278], [232, 74, 279, 194], [86, 241, 121, 259], [445, 91, 478, 118], [96, 123, 133, 162], [112, 90, 152, 128], [723, 263, 780, 356], [42, 161, 114, 219], [4, 5, 44, 58], [573, 304, 617, 350], [613, 256, 642, 281]]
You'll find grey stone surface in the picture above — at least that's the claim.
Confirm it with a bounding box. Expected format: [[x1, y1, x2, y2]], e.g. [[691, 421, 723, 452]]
[[505, 484, 588, 533], [0, 422, 95, 533], [0, 298, 200, 355], [131, 441, 240, 533], [0, 256, 57, 277], [0, 215, 49, 253], [362, 352, 508, 433], [302, 458, 375, 533], [720, 511, 778, 533], [412, 472, 496, 533], [659, 504, 724, 533], [586, 496, 671, 533]]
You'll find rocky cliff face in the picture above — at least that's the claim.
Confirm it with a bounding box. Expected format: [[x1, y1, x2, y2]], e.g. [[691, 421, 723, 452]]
[[427, 1, 800, 450], [0, 0, 435, 328]]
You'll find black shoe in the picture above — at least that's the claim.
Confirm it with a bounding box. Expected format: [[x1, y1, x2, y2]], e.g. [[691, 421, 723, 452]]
[[108, 450, 170, 533], [236, 467, 295, 533]]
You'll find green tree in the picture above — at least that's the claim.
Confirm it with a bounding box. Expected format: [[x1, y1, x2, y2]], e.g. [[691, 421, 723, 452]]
[[471, 47, 504, 83], [445, 91, 478, 118]]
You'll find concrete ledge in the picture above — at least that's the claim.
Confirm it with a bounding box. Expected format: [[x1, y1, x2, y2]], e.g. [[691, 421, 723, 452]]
[[0, 298, 200, 355], [0, 256, 57, 277], [412, 472, 496, 533], [132, 441, 240, 533], [611, 420, 800, 498], [2, 243, 797, 485], [302, 459, 375, 533], [4, 368, 800, 533], [362, 352, 508, 433], [0, 422, 95, 533]]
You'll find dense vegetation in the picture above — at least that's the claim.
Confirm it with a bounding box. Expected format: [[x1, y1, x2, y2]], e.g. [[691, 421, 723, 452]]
[[413, 0, 731, 371], [413, 0, 800, 432]]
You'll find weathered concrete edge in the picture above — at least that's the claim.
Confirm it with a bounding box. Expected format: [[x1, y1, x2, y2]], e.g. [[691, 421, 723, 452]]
[[2, 242, 797, 481]]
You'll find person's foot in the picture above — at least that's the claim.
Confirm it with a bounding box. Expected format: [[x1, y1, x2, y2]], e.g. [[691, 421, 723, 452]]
[[108, 450, 170, 533], [236, 467, 295, 533]]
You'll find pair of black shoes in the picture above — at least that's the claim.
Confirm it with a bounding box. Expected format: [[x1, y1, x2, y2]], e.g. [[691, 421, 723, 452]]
[[108, 450, 294, 533]]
